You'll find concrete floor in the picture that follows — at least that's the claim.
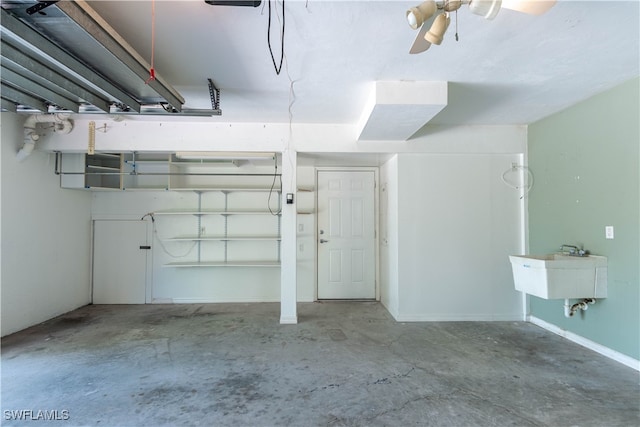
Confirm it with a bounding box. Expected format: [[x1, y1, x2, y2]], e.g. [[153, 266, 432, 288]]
[[1, 302, 639, 427]]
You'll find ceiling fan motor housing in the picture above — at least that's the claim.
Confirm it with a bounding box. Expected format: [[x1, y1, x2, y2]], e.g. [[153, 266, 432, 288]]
[[469, 0, 502, 20]]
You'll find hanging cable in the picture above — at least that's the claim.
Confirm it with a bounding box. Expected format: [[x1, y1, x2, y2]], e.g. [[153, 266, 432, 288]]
[[273, 3, 297, 192], [501, 164, 534, 199], [454, 9, 459, 41], [268, 154, 282, 215], [267, 0, 285, 75], [142, 213, 198, 258]]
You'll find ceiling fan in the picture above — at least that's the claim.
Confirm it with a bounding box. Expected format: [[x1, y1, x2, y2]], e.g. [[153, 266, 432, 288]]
[[407, 0, 556, 54], [204, 1, 261, 6]]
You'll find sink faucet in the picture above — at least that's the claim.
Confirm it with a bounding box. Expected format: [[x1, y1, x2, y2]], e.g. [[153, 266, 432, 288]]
[[560, 244, 587, 256]]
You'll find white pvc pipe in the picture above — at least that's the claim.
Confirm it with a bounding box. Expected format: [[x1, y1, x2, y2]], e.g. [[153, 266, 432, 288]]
[[18, 114, 73, 161], [564, 299, 571, 318]]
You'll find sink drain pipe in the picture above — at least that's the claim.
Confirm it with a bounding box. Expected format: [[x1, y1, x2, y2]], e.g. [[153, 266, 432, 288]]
[[564, 298, 596, 317]]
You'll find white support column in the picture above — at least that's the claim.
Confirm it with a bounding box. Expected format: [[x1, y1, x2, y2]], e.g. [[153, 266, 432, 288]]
[[280, 149, 298, 324]]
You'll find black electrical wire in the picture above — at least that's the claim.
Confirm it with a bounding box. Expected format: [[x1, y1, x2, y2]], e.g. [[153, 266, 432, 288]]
[[267, 0, 285, 75]]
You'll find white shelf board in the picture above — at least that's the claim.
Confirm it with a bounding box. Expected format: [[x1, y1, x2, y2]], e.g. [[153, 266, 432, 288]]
[[91, 153, 120, 158], [84, 186, 122, 191], [153, 210, 279, 216], [164, 236, 281, 241], [166, 187, 281, 192], [119, 188, 168, 191], [86, 165, 120, 171], [164, 261, 281, 267], [124, 160, 170, 164], [296, 186, 315, 192]]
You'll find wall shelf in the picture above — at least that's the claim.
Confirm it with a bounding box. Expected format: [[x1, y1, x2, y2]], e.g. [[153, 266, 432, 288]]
[[164, 261, 280, 268], [155, 189, 281, 268], [163, 236, 281, 241], [59, 152, 283, 192], [60, 152, 130, 190], [153, 210, 278, 216]]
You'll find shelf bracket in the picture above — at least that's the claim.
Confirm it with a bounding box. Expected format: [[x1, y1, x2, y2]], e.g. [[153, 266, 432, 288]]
[[197, 191, 202, 263], [208, 78, 221, 112], [223, 191, 229, 263]]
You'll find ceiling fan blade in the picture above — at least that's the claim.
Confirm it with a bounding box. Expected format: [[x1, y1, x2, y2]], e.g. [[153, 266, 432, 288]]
[[204, 0, 261, 6], [501, 0, 556, 15], [409, 22, 432, 54]]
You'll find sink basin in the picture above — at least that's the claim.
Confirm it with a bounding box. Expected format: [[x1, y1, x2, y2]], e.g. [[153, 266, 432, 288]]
[[509, 254, 607, 299]]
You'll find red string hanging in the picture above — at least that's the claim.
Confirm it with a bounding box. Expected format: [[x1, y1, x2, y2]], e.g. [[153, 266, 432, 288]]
[[145, 0, 156, 84]]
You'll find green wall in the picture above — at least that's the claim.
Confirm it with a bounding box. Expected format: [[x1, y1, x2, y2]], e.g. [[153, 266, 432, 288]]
[[528, 77, 639, 360]]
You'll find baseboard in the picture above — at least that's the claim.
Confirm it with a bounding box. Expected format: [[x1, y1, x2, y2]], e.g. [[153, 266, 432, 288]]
[[528, 316, 640, 371], [380, 299, 399, 321], [154, 298, 281, 304], [279, 315, 298, 324], [395, 313, 524, 322]]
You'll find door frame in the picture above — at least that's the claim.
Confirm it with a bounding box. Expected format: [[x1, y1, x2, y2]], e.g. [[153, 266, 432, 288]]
[[314, 167, 380, 301]]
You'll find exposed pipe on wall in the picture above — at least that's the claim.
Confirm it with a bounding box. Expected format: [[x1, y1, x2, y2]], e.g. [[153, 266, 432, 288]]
[[18, 114, 74, 162], [564, 298, 597, 317]]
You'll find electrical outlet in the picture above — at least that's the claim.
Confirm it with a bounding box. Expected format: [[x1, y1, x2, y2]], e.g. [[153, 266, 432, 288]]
[[605, 226, 614, 239]]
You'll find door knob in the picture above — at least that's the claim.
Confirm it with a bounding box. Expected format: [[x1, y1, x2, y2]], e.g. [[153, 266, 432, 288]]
[[320, 239, 329, 243]]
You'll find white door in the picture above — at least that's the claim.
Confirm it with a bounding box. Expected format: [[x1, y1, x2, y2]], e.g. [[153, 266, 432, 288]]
[[93, 220, 148, 304], [317, 170, 376, 299]]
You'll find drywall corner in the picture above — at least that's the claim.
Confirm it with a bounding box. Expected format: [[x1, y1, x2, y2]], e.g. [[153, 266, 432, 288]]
[[1, 112, 92, 336]]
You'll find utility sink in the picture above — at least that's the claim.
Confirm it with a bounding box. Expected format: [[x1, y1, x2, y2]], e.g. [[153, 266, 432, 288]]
[[509, 254, 607, 299]]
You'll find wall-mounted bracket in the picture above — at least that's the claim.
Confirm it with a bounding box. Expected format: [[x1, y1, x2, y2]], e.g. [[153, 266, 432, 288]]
[[26, 1, 59, 15], [208, 78, 221, 112]]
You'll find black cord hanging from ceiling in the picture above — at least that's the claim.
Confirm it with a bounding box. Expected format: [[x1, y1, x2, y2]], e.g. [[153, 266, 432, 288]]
[[267, 0, 285, 75]]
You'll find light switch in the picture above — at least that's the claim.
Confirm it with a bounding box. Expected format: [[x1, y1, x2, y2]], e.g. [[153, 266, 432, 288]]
[[605, 226, 614, 239]]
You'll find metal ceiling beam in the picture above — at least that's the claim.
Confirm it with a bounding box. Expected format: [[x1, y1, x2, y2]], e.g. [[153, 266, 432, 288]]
[[10, 104, 221, 116], [0, 40, 111, 112], [0, 8, 142, 112], [0, 65, 79, 112], [55, 0, 185, 112], [0, 83, 48, 112], [1, 98, 17, 112]]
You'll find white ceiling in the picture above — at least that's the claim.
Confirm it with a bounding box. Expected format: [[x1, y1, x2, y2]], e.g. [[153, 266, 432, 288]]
[[84, 0, 639, 131]]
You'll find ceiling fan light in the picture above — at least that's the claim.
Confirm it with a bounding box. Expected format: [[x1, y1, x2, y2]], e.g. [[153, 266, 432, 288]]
[[469, 0, 503, 20], [406, 0, 437, 30], [424, 13, 450, 45]]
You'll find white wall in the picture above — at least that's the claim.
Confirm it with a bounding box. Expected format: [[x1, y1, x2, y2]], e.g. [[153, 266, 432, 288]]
[[379, 155, 399, 317], [395, 154, 524, 321], [296, 165, 316, 302], [91, 175, 283, 303], [1, 113, 92, 336], [29, 115, 527, 324]]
